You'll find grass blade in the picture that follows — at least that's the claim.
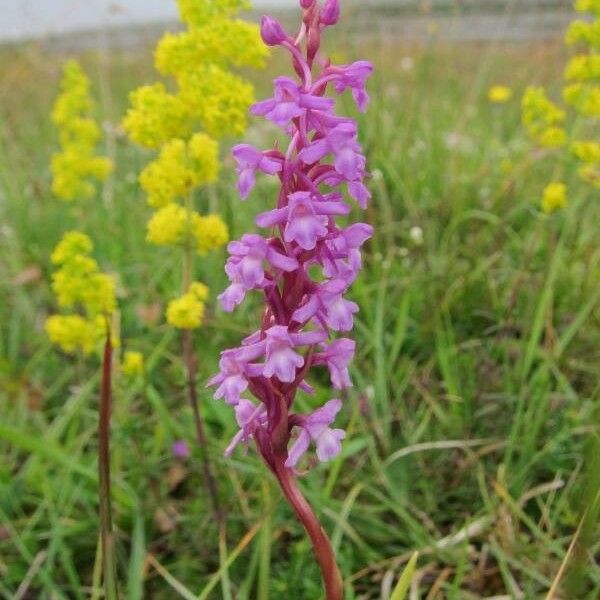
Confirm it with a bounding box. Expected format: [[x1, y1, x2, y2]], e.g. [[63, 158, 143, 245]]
[[390, 552, 418, 600]]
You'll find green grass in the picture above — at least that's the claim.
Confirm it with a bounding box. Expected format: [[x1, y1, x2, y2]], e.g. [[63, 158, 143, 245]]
[[0, 19, 599, 600]]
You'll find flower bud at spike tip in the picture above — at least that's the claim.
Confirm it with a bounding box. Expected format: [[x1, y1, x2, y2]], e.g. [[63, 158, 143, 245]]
[[300, 0, 314, 9], [321, 0, 340, 25], [260, 15, 287, 46]]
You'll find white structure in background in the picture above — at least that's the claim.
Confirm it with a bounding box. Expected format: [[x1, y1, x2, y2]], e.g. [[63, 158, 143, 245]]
[[0, 1, 572, 44], [0, 0, 292, 42]]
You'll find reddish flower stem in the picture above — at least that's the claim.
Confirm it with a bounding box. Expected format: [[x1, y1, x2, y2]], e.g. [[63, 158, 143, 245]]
[[99, 329, 119, 599], [273, 456, 343, 600]]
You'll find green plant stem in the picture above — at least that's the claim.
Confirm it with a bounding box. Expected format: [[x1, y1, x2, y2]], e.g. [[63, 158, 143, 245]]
[[181, 198, 222, 521], [181, 327, 221, 521], [181, 204, 229, 596], [273, 457, 343, 600], [99, 328, 119, 600]]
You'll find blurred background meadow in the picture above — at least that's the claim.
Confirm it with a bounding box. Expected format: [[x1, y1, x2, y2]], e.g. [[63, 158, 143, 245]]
[[1, 0, 599, 598]]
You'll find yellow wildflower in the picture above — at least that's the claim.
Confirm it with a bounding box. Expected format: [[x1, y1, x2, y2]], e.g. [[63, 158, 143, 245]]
[[45, 314, 105, 355], [122, 351, 145, 377], [51, 60, 93, 128], [578, 163, 600, 186], [565, 54, 600, 82], [189, 281, 209, 302], [139, 133, 220, 208], [563, 83, 600, 117], [81, 273, 117, 315], [146, 204, 190, 246], [51, 256, 95, 308], [187, 133, 220, 184], [541, 182, 568, 214], [193, 213, 229, 255], [123, 83, 192, 149], [538, 126, 568, 148], [522, 86, 566, 147], [51, 150, 112, 201], [51, 231, 93, 265], [125, 0, 263, 336], [51, 260, 116, 314], [575, 0, 600, 14], [155, 19, 266, 76], [49, 231, 117, 317], [124, 0, 262, 148], [178, 65, 255, 139], [167, 292, 205, 329], [572, 140, 600, 163], [51, 60, 112, 202], [177, 0, 251, 26], [488, 85, 512, 103], [140, 139, 193, 208], [566, 20, 600, 48], [523, 1, 599, 200]]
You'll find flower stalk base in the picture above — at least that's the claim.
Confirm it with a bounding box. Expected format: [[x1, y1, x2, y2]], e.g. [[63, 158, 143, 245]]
[[274, 457, 343, 600], [99, 330, 119, 600]]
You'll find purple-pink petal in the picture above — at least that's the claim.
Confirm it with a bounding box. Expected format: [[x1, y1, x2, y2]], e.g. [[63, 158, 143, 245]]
[[299, 139, 330, 165], [285, 429, 311, 467]]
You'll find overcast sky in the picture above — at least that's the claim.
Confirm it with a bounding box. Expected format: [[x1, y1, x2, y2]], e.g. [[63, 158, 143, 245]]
[[0, 0, 295, 41]]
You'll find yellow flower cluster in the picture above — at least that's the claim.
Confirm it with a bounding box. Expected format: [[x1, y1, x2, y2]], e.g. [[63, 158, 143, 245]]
[[178, 0, 250, 24], [124, 84, 191, 149], [155, 18, 266, 76], [575, 0, 600, 13], [124, 0, 264, 329], [488, 85, 512, 103], [122, 351, 145, 377], [566, 20, 600, 49], [541, 182, 568, 214], [194, 213, 230, 255], [46, 314, 105, 355], [567, 0, 600, 186], [572, 141, 600, 185], [178, 66, 255, 140], [522, 87, 567, 148], [46, 231, 117, 354], [146, 204, 229, 251], [50, 232, 116, 314], [565, 54, 600, 83], [167, 282, 209, 329], [564, 1, 600, 119], [522, 1, 600, 209], [123, 0, 266, 150], [51, 60, 112, 201], [146, 204, 189, 246], [140, 134, 220, 208]]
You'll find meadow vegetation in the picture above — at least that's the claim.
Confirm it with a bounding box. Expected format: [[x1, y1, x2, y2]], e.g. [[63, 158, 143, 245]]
[[0, 8, 598, 599]]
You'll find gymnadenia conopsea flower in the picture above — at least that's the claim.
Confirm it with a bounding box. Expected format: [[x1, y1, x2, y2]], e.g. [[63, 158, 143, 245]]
[[209, 1, 373, 597], [51, 60, 112, 202], [123, 0, 267, 525], [522, 0, 599, 213]]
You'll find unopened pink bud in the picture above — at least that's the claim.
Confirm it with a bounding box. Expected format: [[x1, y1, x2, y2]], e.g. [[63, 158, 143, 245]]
[[320, 0, 340, 25], [300, 0, 315, 8], [260, 15, 287, 46]]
